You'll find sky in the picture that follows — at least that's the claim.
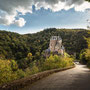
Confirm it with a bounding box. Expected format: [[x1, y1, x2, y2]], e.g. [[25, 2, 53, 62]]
[[0, 0, 90, 34]]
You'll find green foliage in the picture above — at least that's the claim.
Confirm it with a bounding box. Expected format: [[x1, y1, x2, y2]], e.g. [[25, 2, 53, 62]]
[[25, 68, 32, 76], [27, 53, 33, 63], [16, 69, 26, 78], [41, 55, 74, 71], [25, 62, 39, 76], [0, 59, 26, 85], [80, 50, 87, 64], [0, 54, 74, 85], [30, 64, 39, 74], [80, 31, 90, 66], [11, 60, 18, 71], [0, 60, 18, 85], [0, 29, 89, 64], [0, 28, 89, 85], [87, 60, 90, 68], [85, 49, 90, 61], [27, 53, 32, 59]]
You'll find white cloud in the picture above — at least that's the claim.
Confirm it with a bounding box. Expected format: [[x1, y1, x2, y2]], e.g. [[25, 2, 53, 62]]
[[0, 0, 90, 27], [87, 19, 90, 23], [75, 2, 90, 11], [0, 12, 16, 25], [34, 0, 90, 12], [0, 0, 33, 27], [14, 18, 26, 27]]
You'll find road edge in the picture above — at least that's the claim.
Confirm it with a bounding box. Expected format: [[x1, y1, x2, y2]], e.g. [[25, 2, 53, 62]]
[[0, 65, 75, 90]]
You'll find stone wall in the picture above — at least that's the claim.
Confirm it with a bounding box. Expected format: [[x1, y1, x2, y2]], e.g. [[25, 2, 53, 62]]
[[0, 65, 75, 90]]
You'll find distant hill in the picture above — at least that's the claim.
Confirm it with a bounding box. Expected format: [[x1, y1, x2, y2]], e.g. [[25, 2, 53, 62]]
[[0, 28, 89, 61]]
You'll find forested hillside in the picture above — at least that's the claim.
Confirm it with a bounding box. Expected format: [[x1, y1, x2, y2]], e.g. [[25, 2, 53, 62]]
[[0, 28, 89, 61], [0, 28, 90, 85], [80, 31, 90, 66]]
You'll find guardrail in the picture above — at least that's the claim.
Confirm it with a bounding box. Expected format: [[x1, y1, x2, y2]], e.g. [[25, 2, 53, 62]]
[[0, 65, 75, 90]]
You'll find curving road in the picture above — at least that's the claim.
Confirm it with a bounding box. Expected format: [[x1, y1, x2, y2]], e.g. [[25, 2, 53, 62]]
[[22, 64, 90, 90]]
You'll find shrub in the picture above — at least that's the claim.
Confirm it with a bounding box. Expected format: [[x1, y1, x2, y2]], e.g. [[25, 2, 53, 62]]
[[31, 65, 39, 74], [0, 60, 19, 85], [11, 60, 18, 71], [41, 55, 74, 71], [0, 54, 74, 85], [16, 69, 26, 78]]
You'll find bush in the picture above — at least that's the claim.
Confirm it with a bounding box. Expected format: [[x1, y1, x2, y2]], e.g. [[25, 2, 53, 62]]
[[0, 60, 19, 85], [16, 69, 26, 78], [25, 68, 32, 76], [80, 36, 90, 65], [31, 65, 39, 74], [25, 62, 39, 76], [11, 60, 18, 71], [0, 54, 74, 85], [41, 55, 74, 71]]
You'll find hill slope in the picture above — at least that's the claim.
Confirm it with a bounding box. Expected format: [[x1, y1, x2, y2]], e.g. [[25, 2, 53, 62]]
[[0, 28, 89, 61]]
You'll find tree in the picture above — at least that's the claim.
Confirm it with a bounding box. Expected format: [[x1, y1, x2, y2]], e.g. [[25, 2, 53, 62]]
[[27, 53, 33, 63], [0, 60, 18, 85], [11, 60, 18, 71]]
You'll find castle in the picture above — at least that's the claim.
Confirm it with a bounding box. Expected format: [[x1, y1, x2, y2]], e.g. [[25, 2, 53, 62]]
[[45, 36, 65, 57]]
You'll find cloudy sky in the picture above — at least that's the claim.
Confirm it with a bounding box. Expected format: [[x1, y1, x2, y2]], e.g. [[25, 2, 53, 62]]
[[0, 0, 90, 34]]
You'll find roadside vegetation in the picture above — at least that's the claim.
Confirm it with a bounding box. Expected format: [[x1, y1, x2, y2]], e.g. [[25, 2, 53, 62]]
[[0, 53, 74, 85], [80, 31, 90, 67]]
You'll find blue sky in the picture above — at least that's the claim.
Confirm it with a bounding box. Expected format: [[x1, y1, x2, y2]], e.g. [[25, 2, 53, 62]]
[[0, 0, 90, 34]]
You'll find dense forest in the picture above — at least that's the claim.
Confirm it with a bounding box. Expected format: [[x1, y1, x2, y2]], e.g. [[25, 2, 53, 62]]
[[80, 31, 90, 66], [0, 28, 89, 61], [0, 28, 90, 85]]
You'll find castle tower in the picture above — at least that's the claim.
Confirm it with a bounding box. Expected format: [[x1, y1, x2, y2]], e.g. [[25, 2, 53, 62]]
[[49, 36, 62, 52]]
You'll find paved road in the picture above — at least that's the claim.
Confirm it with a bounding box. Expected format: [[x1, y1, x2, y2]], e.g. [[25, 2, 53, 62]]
[[22, 64, 90, 90]]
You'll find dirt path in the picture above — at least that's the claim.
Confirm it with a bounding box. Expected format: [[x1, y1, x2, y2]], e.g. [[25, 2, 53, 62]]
[[22, 64, 90, 90]]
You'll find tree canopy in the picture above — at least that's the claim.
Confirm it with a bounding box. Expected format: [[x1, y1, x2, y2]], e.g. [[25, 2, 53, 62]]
[[0, 28, 90, 85], [0, 28, 89, 62]]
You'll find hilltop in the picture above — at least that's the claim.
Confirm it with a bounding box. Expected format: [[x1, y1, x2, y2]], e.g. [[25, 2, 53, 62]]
[[0, 28, 89, 61]]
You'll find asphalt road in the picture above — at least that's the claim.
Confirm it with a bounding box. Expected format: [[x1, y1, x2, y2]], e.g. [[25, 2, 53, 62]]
[[22, 64, 90, 90]]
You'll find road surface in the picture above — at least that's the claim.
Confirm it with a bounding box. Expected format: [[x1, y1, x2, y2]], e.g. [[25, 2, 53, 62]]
[[22, 64, 90, 90]]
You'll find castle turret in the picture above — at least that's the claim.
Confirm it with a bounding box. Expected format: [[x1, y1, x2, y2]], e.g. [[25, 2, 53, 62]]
[[49, 36, 62, 52]]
